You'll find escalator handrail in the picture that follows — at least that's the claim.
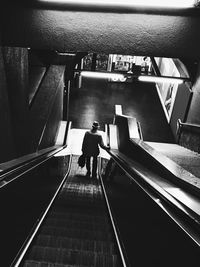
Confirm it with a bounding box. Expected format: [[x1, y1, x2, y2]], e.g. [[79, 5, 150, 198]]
[[106, 122, 200, 246], [106, 121, 200, 221], [0, 121, 71, 187], [108, 149, 199, 221], [0, 146, 65, 188], [11, 154, 73, 267], [105, 149, 200, 245], [98, 158, 130, 267], [0, 146, 61, 176]]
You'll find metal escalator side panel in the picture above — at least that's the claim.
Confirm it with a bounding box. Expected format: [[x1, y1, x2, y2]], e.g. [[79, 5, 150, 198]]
[[11, 154, 73, 267], [98, 157, 129, 267]]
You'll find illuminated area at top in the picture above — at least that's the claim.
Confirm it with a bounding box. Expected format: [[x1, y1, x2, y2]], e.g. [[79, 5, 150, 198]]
[[38, 0, 197, 8]]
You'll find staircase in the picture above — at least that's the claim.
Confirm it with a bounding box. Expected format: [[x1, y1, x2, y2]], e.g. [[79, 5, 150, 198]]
[[23, 155, 122, 267]]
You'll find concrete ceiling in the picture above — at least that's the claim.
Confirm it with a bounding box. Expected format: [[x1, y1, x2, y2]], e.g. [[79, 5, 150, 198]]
[[1, 2, 200, 60]]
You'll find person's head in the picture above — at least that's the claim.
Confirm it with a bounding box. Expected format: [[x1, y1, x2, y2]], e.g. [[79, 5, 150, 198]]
[[92, 121, 100, 131]]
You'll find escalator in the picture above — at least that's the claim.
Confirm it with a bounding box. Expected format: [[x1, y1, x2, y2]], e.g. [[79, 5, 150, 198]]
[[1, 118, 200, 267], [99, 116, 200, 266], [20, 155, 123, 267], [0, 136, 127, 267], [0, 120, 127, 267], [100, 151, 200, 266]]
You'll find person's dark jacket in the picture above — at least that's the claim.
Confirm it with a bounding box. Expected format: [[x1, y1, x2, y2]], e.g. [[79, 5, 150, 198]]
[[82, 130, 108, 156]]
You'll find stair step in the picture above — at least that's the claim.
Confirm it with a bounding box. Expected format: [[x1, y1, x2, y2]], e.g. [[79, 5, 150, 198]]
[[54, 201, 105, 211], [23, 155, 122, 267], [23, 260, 86, 267], [40, 226, 113, 241], [42, 218, 111, 232], [60, 194, 103, 199], [35, 235, 116, 254], [26, 246, 120, 267], [62, 181, 101, 189], [57, 196, 103, 203], [59, 187, 102, 195], [48, 211, 109, 224], [58, 188, 102, 196], [55, 194, 104, 206], [50, 207, 108, 219]]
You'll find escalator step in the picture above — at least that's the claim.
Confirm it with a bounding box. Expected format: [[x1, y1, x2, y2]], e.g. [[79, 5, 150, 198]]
[[36, 235, 116, 254], [23, 156, 122, 267], [57, 190, 102, 198], [42, 217, 111, 232], [40, 226, 113, 241], [54, 200, 104, 210], [26, 246, 120, 267], [24, 260, 86, 267], [48, 211, 109, 224], [59, 187, 102, 195], [55, 196, 104, 208]]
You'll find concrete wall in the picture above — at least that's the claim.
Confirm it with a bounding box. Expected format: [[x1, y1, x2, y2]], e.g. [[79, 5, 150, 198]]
[[29, 65, 65, 153], [2, 47, 30, 157], [187, 64, 200, 124], [0, 46, 15, 162], [0, 45, 65, 163], [38, 71, 64, 150]]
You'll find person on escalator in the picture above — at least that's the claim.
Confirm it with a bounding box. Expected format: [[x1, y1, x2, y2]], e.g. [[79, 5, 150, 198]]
[[82, 121, 110, 179]]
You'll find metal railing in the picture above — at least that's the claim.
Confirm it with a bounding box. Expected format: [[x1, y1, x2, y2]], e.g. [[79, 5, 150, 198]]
[[98, 157, 130, 267]]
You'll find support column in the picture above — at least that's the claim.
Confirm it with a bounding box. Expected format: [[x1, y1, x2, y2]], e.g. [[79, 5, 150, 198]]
[[63, 52, 88, 120], [91, 53, 97, 71], [63, 80, 70, 121]]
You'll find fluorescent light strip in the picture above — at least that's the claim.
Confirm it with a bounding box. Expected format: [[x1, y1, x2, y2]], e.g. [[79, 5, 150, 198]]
[[81, 71, 125, 80], [138, 76, 184, 84], [56, 52, 76, 56], [81, 71, 187, 84], [38, 0, 195, 8]]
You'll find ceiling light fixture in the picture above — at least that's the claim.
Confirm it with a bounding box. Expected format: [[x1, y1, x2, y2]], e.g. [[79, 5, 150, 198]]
[[138, 75, 186, 84], [37, 0, 196, 9], [80, 71, 189, 84], [80, 71, 125, 80]]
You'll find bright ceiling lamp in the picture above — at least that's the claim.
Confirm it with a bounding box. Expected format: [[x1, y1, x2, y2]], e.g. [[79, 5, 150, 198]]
[[81, 71, 126, 80], [80, 71, 189, 84], [138, 75, 186, 84], [37, 0, 196, 9]]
